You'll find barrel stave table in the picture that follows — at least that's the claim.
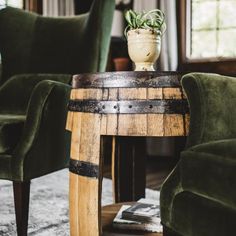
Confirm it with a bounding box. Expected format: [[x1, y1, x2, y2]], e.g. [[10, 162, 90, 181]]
[[66, 72, 189, 236]]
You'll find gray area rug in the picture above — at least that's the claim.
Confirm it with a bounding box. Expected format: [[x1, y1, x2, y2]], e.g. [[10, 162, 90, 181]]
[[0, 169, 159, 236]]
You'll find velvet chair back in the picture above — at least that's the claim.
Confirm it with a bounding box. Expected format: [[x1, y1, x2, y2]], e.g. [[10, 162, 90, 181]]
[[0, 0, 115, 85]]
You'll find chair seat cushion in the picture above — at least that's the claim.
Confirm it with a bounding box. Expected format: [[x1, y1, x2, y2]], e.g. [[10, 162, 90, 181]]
[[180, 139, 236, 208], [0, 114, 26, 154]]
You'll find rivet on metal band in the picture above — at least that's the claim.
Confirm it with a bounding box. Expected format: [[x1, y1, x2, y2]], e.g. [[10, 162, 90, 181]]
[[69, 159, 99, 178], [68, 99, 189, 114]]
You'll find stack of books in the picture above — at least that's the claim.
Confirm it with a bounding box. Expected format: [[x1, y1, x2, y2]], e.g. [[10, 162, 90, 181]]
[[112, 199, 162, 233]]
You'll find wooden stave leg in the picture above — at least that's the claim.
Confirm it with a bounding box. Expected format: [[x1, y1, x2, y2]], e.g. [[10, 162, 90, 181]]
[[13, 181, 30, 236], [112, 136, 146, 203], [69, 172, 79, 235], [69, 113, 102, 236]]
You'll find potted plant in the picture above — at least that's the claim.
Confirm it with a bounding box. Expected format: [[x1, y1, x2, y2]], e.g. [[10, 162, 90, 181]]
[[124, 9, 166, 71]]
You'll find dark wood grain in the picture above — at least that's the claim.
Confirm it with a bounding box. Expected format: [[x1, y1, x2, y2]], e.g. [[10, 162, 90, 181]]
[[13, 181, 30, 236], [112, 137, 146, 203], [23, 0, 42, 14]]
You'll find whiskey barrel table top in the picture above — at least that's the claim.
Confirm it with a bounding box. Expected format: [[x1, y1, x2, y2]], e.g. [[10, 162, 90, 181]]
[[67, 71, 189, 137], [102, 203, 162, 236], [66, 71, 189, 236]]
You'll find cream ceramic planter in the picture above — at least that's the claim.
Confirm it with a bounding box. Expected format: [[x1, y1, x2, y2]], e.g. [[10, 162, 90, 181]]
[[127, 29, 161, 71]]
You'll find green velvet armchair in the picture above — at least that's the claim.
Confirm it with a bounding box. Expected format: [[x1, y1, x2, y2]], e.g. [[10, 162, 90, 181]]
[[0, 1, 114, 235], [160, 73, 236, 236]]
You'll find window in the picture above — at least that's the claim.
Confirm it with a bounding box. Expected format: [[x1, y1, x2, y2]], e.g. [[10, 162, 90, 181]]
[[190, 0, 236, 59], [177, 0, 236, 75], [0, 0, 23, 8]]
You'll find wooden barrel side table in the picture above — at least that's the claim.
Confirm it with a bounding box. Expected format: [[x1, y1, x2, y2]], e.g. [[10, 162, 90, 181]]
[[66, 71, 189, 236]]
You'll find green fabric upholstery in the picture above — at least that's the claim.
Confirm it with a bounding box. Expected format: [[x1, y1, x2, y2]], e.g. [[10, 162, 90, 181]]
[[181, 73, 236, 148], [181, 144, 236, 209], [0, 74, 71, 114], [0, 0, 115, 84], [171, 191, 236, 236], [0, 154, 12, 179], [12, 80, 71, 181], [160, 73, 236, 236], [0, 115, 25, 154], [0, 1, 114, 182], [0, 64, 2, 82]]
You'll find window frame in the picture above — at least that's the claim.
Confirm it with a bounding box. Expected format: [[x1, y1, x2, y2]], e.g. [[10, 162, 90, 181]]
[[177, 0, 236, 75], [23, 0, 42, 14], [0, 0, 42, 13]]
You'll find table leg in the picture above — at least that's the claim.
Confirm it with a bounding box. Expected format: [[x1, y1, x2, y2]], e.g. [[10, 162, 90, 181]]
[[69, 113, 102, 236], [112, 136, 147, 203]]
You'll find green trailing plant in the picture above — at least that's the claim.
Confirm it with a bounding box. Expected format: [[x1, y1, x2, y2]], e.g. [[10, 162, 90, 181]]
[[124, 9, 166, 37]]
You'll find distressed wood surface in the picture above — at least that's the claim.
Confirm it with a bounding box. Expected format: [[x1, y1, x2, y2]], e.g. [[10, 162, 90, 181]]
[[67, 87, 189, 137], [66, 72, 189, 236], [69, 90, 103, 236]]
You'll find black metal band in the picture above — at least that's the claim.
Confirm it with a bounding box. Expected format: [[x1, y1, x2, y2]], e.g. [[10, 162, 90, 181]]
[[69, 159, 99, 178], [72, 72, 183, 88], [68, 99, 189, 114]]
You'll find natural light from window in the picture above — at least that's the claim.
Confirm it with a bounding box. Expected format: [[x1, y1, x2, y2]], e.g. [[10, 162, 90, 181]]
[[0, 0, 23, 9], [189, 0, 236, 59]]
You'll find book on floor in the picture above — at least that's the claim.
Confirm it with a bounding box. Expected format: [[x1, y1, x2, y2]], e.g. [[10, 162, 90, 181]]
[[121, 200, 160, 224], [112, 199, 162, 233]]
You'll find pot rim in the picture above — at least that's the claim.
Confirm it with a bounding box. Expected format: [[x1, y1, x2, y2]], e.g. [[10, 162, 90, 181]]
[[127, 28, 161, 36]]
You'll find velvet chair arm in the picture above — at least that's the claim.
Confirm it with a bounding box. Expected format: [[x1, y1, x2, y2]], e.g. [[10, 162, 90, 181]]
[[0, 74, 71, 115], [160, 166, 183, 228], [12, 80, 71, 181], [182, 73, 236, 148], [0, 64, 2, 82]]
